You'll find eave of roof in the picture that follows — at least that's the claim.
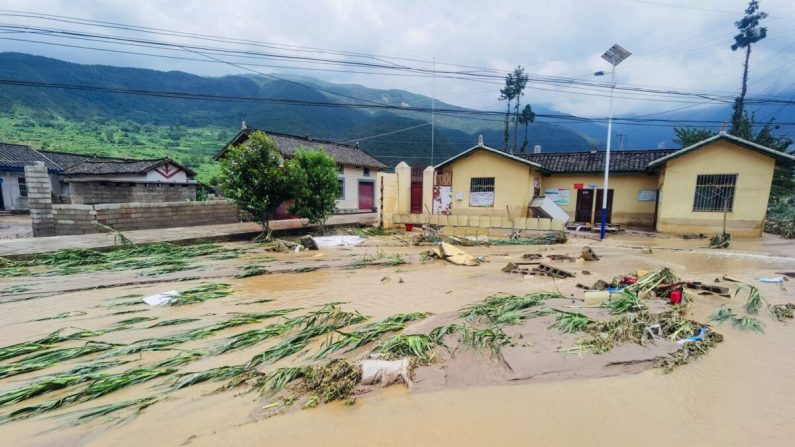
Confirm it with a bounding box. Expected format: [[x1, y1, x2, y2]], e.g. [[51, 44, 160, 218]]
[[434, 143, 547, 172], [646, 132, 795, 170]]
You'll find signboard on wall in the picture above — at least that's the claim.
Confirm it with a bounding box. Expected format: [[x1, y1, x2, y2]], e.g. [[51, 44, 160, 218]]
[[469, 191, 494, 207], [574, 183, 584, 190], [557, 189, 570, 205]]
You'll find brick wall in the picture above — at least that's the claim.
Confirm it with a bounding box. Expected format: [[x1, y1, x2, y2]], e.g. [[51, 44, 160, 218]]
[[70, 182, 196, 204], [24, 162, 55, 237], [48, 200, 239, 235]]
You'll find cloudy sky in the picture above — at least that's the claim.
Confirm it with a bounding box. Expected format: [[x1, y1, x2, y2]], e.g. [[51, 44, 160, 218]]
[[1, 0, 794, 118]]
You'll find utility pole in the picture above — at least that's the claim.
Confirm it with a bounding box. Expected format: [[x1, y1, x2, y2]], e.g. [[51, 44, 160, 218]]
[[431, 57, 436, 168]]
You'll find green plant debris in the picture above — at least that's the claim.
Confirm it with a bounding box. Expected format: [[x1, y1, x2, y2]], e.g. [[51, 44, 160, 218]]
[[349, 251, 406, 268], [147, 318, 201, 328], [0, 329, 109, 362], [31, 311, 87, 322], [736, 284, 767, 315], [375, 334, 435, 364], [550, 310, 592, 333], [139, 262, 197, 276], [709, 232, 731, 249], [605, 291, 646, 314], [247, 307, 368, 368], [623, 267, 679, 295], [0, 285, 32, 293], [0, 342, 117, 379], [76, 396, 158, 423], [294, 359, 360, 407], [486, 231, 567, 245], [109, 309, 148, 315], [236, 265, 270, 278], [0, 266, 29, 278], [293, 266, 319, 273], [657, 331, 724, 372], [172, 365, 248, 390], [710, 305, 737, 324], [259, 366, 312, 393], [460, 292, 559, 323], [429, 323, 512, 357], [219, 323, 291, 354], [170, 283, 232, 306], [732, 316, 764, 332], [235, 298, 275, 306], [114, 316, 159, 326], [312, 312, 429, 359]]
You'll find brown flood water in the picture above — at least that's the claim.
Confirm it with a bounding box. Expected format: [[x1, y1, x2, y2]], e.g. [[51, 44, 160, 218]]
[[0, 234, 793, 446]]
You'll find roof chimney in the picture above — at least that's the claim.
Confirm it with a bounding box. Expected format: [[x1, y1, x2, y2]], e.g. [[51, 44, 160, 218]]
[[533, 145, 542, 154], [241, 121, 247, 130], [477, 135, 484, 147]]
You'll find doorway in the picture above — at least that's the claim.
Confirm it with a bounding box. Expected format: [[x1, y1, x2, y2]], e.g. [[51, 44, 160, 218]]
[[0, 181, 5, 210], [575, 188, 613, 223], [410, 166, 423, 214], [358, 181, 375, 211]]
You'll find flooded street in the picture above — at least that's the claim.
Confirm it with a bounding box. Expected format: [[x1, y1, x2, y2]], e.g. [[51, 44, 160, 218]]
[[0, 232, 793, 446]]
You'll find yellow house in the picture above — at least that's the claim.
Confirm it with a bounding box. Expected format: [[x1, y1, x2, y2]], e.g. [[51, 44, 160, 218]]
[[433, 133, 794, 237]]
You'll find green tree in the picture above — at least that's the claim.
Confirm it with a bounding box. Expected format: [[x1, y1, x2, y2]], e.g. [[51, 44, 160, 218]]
[[730, 0, 767, 137], [518, 104, 536, 152], [219, 131, 292, 239], [511, 67, 529, 154], [672, 128, 717, 147], [286, 149, 340, 234], [499, 71, 516, 150]]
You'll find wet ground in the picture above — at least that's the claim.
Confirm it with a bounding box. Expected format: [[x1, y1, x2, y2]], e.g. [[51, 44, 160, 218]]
[[0, 231, 793, 447], [0, 215, 31, 240]]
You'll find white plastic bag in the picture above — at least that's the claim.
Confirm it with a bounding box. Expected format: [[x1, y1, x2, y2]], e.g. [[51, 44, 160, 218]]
[[143, 290, 180, 307], [360, 358, 411, 388]]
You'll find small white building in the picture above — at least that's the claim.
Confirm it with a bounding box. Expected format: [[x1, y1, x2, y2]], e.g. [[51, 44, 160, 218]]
[[217, 128, 387, 215]]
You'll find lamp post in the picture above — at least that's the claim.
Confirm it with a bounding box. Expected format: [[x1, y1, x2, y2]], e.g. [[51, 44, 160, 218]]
[[595, 44, 631, 240]]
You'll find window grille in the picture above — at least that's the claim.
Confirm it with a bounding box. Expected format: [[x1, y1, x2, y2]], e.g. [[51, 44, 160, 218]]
[[470, 177, 495, 193], [338, 178, 345, 199], [17, 178, 27, 197], [693, 174, 737, 212], [363, 167, 371, 177]]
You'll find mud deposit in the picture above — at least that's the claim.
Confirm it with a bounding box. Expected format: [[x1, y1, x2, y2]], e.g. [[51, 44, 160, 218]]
[[0, 233, 793, 447]]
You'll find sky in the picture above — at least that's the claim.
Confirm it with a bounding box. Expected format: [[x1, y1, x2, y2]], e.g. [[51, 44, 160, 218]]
[[0, 0, 794, 119]]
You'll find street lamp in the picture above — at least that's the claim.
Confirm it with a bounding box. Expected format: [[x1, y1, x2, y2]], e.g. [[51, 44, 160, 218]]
[[595, 44, 631, 240]]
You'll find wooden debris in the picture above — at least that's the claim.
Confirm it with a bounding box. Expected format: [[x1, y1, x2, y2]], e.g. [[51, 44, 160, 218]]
[[686, 282, 729, 295], [546, 254, 576, 262], [522, 253, 542, 260]]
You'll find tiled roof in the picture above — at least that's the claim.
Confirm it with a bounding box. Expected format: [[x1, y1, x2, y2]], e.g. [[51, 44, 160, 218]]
[[518, 149, 677, 173], [217, 129, 388, 169], [39, 150, 129, 169], [65, 158, 195, 176], [0, 143, 62, 171]]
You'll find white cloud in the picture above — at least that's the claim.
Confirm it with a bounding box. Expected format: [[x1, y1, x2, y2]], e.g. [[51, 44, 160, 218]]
[[0, 0, 793, 119]]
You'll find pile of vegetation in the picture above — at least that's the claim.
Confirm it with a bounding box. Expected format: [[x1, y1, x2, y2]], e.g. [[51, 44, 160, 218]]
[[0, 243, 240, 278]]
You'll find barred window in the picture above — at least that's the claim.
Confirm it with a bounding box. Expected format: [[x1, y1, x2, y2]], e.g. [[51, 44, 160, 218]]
[[17, 177, 27, 197], [693, 174, 737, 212], [338, 178, 345, 199], [469, 177, 495, 207]]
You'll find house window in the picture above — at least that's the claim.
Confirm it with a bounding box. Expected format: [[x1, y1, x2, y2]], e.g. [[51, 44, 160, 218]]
[[469, 177, 495, 207], [638, 190, 657, 201], [338, 178, 345, 200], [363, 167, 371, 177], [693, 174, 737, 212], [18, 178, 27, 197], [338, 165, 344, 174]]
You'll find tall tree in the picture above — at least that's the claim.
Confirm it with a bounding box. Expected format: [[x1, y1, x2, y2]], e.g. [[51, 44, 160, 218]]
[[220, 131, 293, 240], [672, 128, 717, 147], [499, 71, 516, 150], [511, 67, 529, 153], [286, 149, 340, 234], [518, 104, 536, 153], [730, 0, 767, 137]]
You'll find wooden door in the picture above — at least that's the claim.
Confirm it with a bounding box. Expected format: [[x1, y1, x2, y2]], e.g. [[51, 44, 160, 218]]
[[410, 166, 423, 214], [594, 189, 614, 224], [575, 189, 594, 222], [358, 181, 374, 210]]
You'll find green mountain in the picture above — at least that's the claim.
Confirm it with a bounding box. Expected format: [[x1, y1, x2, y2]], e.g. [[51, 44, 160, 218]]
[[0, 52, 598, 181]]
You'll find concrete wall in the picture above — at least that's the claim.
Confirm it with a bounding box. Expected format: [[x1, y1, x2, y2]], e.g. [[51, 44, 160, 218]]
[[337, 165, 378, 211], [541, 173, 660, 227], [69, 182, 196, 205], [377, 172, 399, 229], [24, 163, 55, 236], [656, 140, 775, 237], [1, 170, 63, 211], [440, 149, 537, 217], [50, 200, 239, 235]]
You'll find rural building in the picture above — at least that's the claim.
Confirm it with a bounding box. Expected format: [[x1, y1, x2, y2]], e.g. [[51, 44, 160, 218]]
[[0, 142, 198, 210], [217, 128, 388, 213], [431, 133, 795, 237]]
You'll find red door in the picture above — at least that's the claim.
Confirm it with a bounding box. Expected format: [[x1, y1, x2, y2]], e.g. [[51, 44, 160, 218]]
[[358, 181, 374, 210], [410, 166, 423, 214]]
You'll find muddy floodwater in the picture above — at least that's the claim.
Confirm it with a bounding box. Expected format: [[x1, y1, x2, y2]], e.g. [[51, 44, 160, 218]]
[[0, 232, 793, 446]]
